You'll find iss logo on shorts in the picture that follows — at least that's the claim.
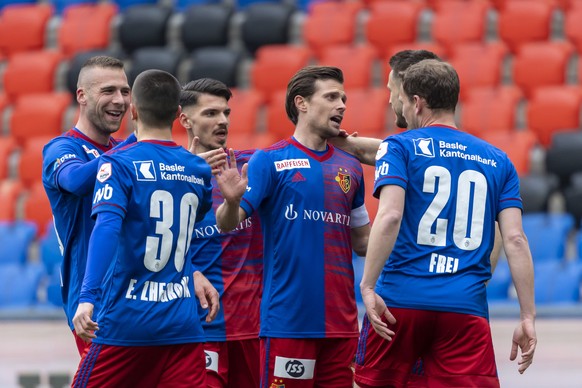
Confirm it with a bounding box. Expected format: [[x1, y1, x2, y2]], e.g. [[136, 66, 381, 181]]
[[274, 356, 315, 379], [204, 350, 218, 373]]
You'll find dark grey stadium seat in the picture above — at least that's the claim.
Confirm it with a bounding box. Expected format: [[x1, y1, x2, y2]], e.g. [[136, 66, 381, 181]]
[[181, 4, 233, 52], [519, 173, 559, 213], [546, 131, 582, 189], [118, 4, 173, 54], [188, 47, 242, 87], [241, 3, 295, 55], [128, 47, 182, 85]]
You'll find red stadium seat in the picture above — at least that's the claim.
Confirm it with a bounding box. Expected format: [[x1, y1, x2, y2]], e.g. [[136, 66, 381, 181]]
[[308, 0, 363, 16], [497, 1, 554, 53], [0, 136, 17, 180], [512, 41, 574, 97], [0, 179, 24, 221], [319, 45, 377, 89], [3, 50, 63, 101], [250, 45, 311, 103], [58, 3, 117, 57], [481, 130, 537, 175], [9, 92, 72, 146], [229, 88, 265, 136], [0, 4, 53, 57], [460, 86, 523, 136], [526, 86, 582, 147], [265, 90, 295, 139], [342, 88, 389, 138], [365, 1, 423, 58], [431, 0, 491, 55], [23, 181, 53, 236], [303, 6, 357, 59], [18, 136, 54, 189]]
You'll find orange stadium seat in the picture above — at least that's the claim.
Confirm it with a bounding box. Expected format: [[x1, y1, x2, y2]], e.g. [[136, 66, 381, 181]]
[[303, 7, 357, 59], [58, 3, 117, 57], [481, 130, 537, 175], [460, 86, 523, 136], [9, 92, 72, 146], [250, 45, 311, 103], [228, 88, 265, 136], [431, 0, 490, 55], [0, 136, 17, 180], [23, 181, 53, 236], [512, 41, 573, 97], [18, 136, 54, 189], [0, 4, 53, 57], [449, 42, 509, 100], [319, 45, 377, 89], [497, 1, 554, 53], [0, 179, 24, 221], [365, 1, 423, 59], [564, 7, 582, 53], [526, 86, 582, 147], [3, 50, 63, 101], [342, 88, 389, 138], [266, 90, 295, 139]]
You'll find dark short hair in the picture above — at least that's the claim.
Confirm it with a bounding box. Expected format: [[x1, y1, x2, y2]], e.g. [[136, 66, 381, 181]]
[[82, 55, 124, 71], [132, 69, 181, 128], [402, 59, 459, 112], [180, 78, 232, 108], [285, 66, 344, 125], [389, 50, 441, 81]]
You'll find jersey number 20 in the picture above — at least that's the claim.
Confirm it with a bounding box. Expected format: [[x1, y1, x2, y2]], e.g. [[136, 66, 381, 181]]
[[144, 190, 199, 272], [417, 166, 486, 251]]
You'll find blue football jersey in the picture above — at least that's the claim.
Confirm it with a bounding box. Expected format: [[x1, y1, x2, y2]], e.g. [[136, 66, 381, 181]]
[[374, 125, 522, 318], [189, 149, 263, 341], [240, 138, 368, 339], [42, 128, 120, 330], [90, 140, 213, 346]]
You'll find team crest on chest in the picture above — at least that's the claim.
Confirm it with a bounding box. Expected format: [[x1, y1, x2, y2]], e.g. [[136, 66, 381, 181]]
[[270, 379, 285, 388], [335, 167, 351, 193]]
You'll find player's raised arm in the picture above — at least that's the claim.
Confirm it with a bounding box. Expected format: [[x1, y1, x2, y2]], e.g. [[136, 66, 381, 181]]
[[215, 148, 248, 232]]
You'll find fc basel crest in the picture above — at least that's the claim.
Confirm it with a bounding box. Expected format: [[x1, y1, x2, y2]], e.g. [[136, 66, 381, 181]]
[[270, 379, 285, 388], [335, 167, 351, 194]]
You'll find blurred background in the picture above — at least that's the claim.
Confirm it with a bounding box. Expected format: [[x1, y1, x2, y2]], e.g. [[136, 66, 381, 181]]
[[1, 0, 582, 386]]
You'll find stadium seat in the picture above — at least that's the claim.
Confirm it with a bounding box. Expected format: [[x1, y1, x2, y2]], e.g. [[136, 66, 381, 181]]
[[241, 2, 295, 56], [3, 50, 63, 101], [564, 173, 582, 227], [188, 47, 242, 88], [534, 261, 582, 304], [52, 0, 96, 15], [265, 90, 295, 139], [9, 93, 71, 146], [228, 88, 264, 136], [0, 262, 44, 308], [497, 0, 554, 53], [512, 42, 574, 97], [117, 4, 172, 55], [460, 85, 522, 136], [180, 4, 233, 52], [342, 88, 389, 138], [546, 131, 582, 189], [487, 258, 512, 301], [526, 86, 582, 147], [175, 0, 221, 12], [112, 0, 157, 12], [128, 47, 182, 85], [480, 130, 537, 176], [431, 0, 490, 55], [0, 136, 16, 180], [236, 0, 279, 9], [365, 1, 423, 59], [0, 220, 37, 265], [308, 0, 363, 16], [519, 173, 559, 213], [522, 213, 575, 262], [39, 221, 62, 276], [0, 4, 53, 57], [303, 5, 357, 59], [17, 136, 54, 189], [22, 181, 53, 236], [0, 179, 24, 221], [57, 3, 117, 58], [250, 45, 311, 103], [319, 45, 377, 89], [449, 42, 509, 100], [46, 267, 63, 307], [65, 49, 124, 96]]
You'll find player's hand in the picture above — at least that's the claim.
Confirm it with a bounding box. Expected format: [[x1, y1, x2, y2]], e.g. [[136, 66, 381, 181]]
[[337, 129, 359, 138], [215, 148, 248, 204], [194, 271, 220, 323], [510, 318, 537, 374], [361, 286, 396, 341], [72, 302, 99, 343], [188, 136, 228, 175]]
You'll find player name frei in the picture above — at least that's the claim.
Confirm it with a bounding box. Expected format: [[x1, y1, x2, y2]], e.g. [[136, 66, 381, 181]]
[[274, 158, 311, 171]]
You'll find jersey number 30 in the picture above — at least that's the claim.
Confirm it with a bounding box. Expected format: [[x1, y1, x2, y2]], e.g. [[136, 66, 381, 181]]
[[144, 190, 199, 272], [418, 166, 486, 251]]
